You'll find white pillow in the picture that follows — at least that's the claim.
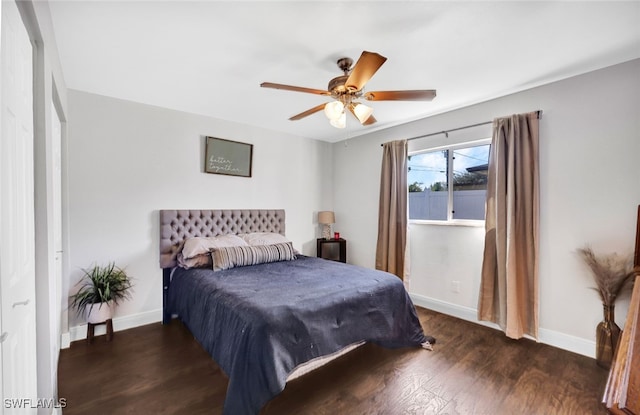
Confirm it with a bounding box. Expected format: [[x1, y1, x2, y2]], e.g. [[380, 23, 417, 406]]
[[181, 234, 248, 259], [239, 232, 291, 246]]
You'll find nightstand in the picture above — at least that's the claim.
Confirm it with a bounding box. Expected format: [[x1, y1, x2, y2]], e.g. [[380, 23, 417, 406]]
[[317, 238, 346, 263]]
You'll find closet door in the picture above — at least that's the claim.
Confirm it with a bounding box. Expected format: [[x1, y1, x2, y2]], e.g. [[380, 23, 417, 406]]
[[0, 0, 38, 412]]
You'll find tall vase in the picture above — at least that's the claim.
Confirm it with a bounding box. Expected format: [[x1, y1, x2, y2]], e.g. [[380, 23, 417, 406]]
[[595, 304, 621, 369]]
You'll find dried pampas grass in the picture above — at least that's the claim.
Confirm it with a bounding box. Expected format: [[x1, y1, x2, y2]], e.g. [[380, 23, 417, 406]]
[[578, 246, 633, 306]]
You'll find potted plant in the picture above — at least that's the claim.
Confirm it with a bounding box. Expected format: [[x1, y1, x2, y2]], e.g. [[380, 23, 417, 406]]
[[70, 262, 133, 324], [578, 246, 634, 369]]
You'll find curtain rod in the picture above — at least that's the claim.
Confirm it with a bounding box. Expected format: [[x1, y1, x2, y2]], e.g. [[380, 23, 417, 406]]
[[381, 110, 542, 146]]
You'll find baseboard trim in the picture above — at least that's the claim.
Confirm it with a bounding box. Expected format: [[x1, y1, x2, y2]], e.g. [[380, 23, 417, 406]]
[[409, 293, 596, 359], [60, 298, 596, 359], [61, 308, 163, 348], [60, 332, 71, 349]]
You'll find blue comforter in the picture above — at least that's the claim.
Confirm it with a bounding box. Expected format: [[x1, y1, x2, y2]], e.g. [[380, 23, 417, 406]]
[[168, 255, 429, 414]]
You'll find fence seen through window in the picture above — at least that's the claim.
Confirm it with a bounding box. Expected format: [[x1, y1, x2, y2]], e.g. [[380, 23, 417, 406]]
[[408, 142, 490, 221]]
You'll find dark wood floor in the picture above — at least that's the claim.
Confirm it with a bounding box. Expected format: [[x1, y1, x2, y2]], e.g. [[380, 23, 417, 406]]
[[58, 307, 610, 415]]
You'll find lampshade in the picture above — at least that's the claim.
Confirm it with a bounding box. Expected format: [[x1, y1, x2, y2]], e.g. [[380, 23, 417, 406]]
[[329, 111, 346, 129], [318, 211, 335, 224], [324, 101, 344, 121], [353, 103, 373, 124]]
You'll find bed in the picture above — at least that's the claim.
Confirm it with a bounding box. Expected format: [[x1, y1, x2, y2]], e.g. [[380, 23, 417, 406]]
[[159, 209, 433, 415]]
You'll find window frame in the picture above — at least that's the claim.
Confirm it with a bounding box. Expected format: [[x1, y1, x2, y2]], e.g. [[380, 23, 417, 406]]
[[408, 138, 492, 227]]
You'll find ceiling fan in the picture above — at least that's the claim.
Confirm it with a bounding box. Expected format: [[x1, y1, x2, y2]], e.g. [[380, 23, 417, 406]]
[[261, 51, 436, 129]]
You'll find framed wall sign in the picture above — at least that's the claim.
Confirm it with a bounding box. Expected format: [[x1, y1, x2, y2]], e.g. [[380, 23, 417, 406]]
[[205, 136, 253, 177]]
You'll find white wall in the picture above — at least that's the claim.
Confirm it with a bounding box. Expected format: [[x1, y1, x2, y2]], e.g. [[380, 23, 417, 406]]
[[65, 90, 332, 333], [333, 58, 640, 357]]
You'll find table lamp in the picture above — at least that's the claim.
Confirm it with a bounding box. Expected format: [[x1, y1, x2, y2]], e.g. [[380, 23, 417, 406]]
[[318, 211, 335, 240]]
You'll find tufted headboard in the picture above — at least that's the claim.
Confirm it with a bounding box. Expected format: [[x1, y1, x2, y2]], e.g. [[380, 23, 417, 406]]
[[159, 209, 286, 269]]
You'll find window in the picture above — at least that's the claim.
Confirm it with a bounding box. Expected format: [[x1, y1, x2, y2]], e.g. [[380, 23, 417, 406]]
[[408, 140, 491, 222]]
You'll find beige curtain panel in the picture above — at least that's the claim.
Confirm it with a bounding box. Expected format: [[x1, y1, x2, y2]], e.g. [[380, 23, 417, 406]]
[[478, 112, 540, 339], [376, 140, 408, 280]]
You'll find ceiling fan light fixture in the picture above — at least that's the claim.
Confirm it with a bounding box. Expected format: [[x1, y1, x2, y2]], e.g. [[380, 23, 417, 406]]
[[329, 111, 346, 129], [353, 103, 373, 124], [324, 101, 344, 121]]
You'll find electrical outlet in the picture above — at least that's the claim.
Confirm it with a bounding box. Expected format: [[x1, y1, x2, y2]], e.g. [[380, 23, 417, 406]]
[[451, 281, 461, 293]]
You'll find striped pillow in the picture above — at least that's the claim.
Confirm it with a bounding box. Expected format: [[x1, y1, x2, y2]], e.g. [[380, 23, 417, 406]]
[[211, 242, 297, 271]]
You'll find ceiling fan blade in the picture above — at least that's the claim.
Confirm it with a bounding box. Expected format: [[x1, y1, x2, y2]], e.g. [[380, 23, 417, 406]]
[[261, 82, 330, 96], [363, 114, 377, 125], [289, 103, 327, 121], [364, 90, 437, 101], [345, 51, 387, 92]]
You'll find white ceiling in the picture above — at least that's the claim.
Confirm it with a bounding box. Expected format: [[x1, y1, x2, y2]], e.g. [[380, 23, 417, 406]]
[[48, 1, 640, 143]]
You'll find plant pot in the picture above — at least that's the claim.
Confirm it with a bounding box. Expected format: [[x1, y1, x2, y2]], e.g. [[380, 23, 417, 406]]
[[86, 301, 113, 324], [595, 304, 621, 369]]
